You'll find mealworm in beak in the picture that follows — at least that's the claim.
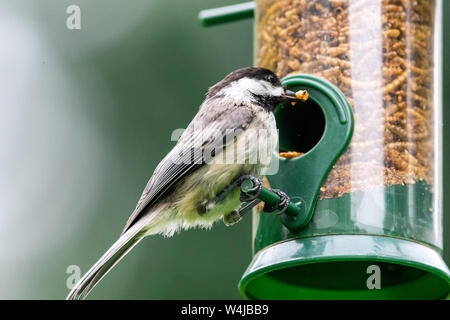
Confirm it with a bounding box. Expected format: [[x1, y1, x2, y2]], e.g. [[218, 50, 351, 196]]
[[291, 89, 309, 106]]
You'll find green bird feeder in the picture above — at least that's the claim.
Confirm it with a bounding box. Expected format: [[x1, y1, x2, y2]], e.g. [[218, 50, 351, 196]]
[[200, 0, 450, 299]]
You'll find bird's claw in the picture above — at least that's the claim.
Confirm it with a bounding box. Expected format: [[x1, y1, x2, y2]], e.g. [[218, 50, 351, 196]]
[[239, 175, 262, 202], [263, 189, 290, 216], [223, 210, 242, 227]]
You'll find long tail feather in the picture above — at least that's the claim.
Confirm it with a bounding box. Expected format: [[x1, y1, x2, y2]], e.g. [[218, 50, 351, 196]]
[[66, 220, 148, 300]]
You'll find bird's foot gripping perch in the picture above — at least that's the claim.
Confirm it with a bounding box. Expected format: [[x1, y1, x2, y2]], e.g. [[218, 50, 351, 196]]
[[262, 189, 290, 216], [222, 175, 301, 227]]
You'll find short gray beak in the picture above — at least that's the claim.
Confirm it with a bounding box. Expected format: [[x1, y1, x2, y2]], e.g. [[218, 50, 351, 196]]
[[281, 89, 301, 103], [280, 87, 309, 105]]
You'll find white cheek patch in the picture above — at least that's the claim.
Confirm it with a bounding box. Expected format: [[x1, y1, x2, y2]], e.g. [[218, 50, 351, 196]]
[[222, 78, 283, 102], [270, 86, 284, 96]]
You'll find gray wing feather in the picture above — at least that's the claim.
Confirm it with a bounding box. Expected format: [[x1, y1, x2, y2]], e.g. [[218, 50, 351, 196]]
[[121, 101, 255, 234]]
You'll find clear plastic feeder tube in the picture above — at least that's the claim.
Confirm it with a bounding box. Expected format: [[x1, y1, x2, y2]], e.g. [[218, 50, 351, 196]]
[[255, 0, 442, 249]]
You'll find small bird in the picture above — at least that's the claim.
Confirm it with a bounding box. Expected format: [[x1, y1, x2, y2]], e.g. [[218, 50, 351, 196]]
[[66, 67, 302, 300]]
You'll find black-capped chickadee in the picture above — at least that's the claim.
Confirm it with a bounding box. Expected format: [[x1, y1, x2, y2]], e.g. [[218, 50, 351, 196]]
[[67, 67, 303, 300]]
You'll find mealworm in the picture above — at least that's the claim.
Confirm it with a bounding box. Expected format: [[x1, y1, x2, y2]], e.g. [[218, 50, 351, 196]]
[[382, 70, 408, 94]]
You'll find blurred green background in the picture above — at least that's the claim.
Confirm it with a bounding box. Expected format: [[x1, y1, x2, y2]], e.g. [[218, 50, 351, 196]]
[[0, 0, 448, 299]]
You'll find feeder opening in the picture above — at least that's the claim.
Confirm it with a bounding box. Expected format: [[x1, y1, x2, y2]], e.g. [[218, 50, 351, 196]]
[[276, 99, 325, 157]]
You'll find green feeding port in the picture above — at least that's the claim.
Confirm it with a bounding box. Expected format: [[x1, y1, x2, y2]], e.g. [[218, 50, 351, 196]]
[[199, 2, 450, 300]]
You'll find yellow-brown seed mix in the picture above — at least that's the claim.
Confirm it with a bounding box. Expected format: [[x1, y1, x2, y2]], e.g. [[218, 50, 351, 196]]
[[256, 0, 435, 198]]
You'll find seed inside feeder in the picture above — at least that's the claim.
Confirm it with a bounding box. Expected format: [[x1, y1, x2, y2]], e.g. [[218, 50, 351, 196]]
[[279, 151, 304, 159], [257, 0, 436, 199]]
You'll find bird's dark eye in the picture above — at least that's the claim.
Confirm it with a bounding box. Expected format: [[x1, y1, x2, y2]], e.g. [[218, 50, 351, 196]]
[[265, 74, 278, 85]]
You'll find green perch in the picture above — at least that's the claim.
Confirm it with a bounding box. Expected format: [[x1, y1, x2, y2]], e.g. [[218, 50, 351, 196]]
[[223, 176, 305, 228], [239, 178, 302, 218]]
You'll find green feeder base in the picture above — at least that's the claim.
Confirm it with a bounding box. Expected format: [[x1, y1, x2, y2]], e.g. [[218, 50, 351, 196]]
[[239, 235, 450, 299]]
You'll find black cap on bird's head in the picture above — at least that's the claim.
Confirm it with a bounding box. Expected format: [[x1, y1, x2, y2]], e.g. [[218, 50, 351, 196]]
[[207, 67, 303, 111]]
